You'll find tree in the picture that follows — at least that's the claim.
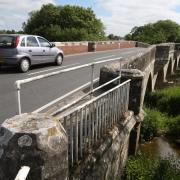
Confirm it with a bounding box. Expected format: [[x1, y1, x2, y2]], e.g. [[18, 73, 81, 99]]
[[125, 20, 180, 44], [0, 29, 23, 34], [108, 34, 122, 40], [23, 4, 106, 41]]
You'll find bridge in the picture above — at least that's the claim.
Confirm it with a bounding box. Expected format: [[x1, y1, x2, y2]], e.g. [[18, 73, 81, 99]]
[[0, 41, 179, 180]]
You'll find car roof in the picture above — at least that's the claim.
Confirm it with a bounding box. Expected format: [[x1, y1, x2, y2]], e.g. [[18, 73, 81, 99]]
[[0, 34, 43, 38]]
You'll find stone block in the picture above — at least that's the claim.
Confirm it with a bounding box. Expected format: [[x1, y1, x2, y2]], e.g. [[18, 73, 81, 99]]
[[0, 113, 68, 180]]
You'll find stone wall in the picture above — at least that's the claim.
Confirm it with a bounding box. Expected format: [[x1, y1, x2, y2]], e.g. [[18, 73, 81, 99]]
[[135, 42, 150, 48], [154, 43, 175, 84], [0, 113, 68, 180], [99, 43, 180, 114], [55, 42, 88, 55], [0, 111, 143, 180], [71, 111, 144, 180], [95, 41, 135, 51], [99, 46, 156, 114], [54, 41, 136, 55]]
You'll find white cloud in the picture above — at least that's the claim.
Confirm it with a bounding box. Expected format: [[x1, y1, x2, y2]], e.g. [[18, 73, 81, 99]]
[[1, 0, 180, 37], [97, 0, 180, 36], [0, 0, 55, 30]]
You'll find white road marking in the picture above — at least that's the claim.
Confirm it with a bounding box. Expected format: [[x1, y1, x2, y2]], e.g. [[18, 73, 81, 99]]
[[93, 55, 116, 61], [28, 63, 80, 76]]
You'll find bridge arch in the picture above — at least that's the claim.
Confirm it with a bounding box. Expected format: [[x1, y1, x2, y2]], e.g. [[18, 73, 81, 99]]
[[167, 57, 173, 77], [146, 73, 153, 93], [173, 56, 179, 72], [155, 68, 164, 88]]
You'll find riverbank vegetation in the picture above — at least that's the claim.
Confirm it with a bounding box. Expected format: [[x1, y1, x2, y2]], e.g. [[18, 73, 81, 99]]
[[124, 85, 180, 179], [124, 154, 180, 180], [141, 86, 180, 142], [145, 86, 180, 117]]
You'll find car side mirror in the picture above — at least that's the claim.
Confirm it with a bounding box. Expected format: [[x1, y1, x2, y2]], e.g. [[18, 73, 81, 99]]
[[50, 43, 55, 48]]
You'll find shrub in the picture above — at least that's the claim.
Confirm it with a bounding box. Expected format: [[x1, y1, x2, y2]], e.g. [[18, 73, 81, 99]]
[[146, 86, 180, 117], [166, 115, 180, 139], [141, 108, 167, 142], [124, 154, 180, 180], [152, 158, 180, 180], [124, 154, 157, 180]]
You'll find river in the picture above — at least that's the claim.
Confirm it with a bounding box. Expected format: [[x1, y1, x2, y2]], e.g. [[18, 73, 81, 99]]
[[139, 136, 180, 168]]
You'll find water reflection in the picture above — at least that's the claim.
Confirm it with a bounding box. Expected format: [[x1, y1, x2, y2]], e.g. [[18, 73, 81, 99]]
[[139, 136, 180, 168]]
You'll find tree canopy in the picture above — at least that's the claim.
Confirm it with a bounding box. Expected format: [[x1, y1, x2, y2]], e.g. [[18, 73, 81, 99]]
[[0, 29, 23, 34], [125, 20, 180, 44], [23, 4, 106, 41], [108, 34, 122, 40]]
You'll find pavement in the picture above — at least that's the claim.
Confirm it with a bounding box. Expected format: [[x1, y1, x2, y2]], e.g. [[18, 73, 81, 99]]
[[0, 48, 147, 124]]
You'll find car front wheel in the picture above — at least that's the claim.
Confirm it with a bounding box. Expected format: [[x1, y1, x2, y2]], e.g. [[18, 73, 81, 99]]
[[19, 58, 30, 73], [55, 54, 63, 66]]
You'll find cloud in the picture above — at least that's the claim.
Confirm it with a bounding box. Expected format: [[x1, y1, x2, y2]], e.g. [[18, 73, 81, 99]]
[[0, 0, 55, 30], [97, 0, 180, 36], [1, 0, 180, 37]]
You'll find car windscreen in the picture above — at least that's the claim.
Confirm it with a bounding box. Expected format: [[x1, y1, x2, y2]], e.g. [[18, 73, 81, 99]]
[[0, 36, 15, 48]]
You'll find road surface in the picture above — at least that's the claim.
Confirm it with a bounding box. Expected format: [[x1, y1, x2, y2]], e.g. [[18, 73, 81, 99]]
[[0, 48, 146, 124]]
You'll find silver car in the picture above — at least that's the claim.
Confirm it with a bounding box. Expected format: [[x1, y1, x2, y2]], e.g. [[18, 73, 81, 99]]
[[0, 34, 64, 72]]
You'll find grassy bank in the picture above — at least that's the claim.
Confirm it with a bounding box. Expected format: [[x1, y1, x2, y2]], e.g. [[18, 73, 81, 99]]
[[141, 86, 180, 142], [145, 86, 180, 117], [124, 83, 180, 180], [124, 154, 180, 180], [141, 108, 180, 142]]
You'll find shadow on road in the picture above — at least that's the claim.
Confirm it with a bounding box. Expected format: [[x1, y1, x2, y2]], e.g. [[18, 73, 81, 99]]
[[0, 63, 56, 74]]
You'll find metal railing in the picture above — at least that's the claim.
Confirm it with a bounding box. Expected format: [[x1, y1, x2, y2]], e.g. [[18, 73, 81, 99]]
[[15, 57, 122, 115], [58, 79, 130, 167], [15, 166, 30, 180]]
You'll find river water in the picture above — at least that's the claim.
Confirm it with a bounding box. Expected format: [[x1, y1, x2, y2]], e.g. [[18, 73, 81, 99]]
[[139, 136, 180, 168], [139, 69, 180, 168]]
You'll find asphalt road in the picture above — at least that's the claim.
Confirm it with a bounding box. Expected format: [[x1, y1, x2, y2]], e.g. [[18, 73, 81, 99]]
[[0, 48, 147, 124]]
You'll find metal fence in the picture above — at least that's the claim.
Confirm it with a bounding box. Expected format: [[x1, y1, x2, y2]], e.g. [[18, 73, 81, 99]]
[[15, 57, 122, 115], [58, 79, 131, 167], [15, 166, 30, 180]]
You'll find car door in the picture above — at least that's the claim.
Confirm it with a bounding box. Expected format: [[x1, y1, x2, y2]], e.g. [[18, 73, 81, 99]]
[[37, 37, 54, 63], [26, 36, 43, 65]]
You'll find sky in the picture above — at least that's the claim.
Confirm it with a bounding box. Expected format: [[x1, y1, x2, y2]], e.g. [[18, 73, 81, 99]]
[[1, 0, 180, 36]]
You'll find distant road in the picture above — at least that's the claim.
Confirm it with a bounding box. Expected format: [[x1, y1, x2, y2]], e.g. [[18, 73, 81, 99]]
[[0, 48, 146, 124]]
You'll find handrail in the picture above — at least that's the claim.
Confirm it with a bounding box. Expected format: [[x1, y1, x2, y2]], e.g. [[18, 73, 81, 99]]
[[15, 57, 121, 86], [51, 75, 121, 116], [58, 79, 131, 120], [14, 57, 123, 115], [15, 166, 30, 180], [61, 79, 131, 167], [33, 78, 99, 113]]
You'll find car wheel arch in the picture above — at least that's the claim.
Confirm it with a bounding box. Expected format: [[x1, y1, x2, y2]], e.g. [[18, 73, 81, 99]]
[[19, 56, 31, 65]]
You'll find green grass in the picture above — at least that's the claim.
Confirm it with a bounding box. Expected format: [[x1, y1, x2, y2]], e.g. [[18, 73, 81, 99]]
[[128, 86, 180, 180], [142, 86, 180, 141], [141, 108, 167, 142], [166, 115, 180, 139], [124, 154, 180, 180], [145, 86, 180, 117]]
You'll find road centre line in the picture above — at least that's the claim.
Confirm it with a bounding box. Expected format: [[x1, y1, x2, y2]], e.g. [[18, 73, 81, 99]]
[[93, 55, 116, 61], [28, 55, 115, 76], [28, 63, 80, 76]]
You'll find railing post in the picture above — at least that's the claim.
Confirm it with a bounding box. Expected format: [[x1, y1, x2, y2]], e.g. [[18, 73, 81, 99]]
[[119, 60, 122, 84], [90, 64, 95, 99], [15, 81, 22, 115], [15, 166, 30, 180]]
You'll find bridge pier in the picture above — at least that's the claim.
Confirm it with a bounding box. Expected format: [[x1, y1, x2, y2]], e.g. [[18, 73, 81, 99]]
[[0, 113, 68, 180], [128, 122, 141, 156], [154, 44, 175, 83]]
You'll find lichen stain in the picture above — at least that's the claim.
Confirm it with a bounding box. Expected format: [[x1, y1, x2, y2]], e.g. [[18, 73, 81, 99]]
[[48, 127, 58, 137]]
